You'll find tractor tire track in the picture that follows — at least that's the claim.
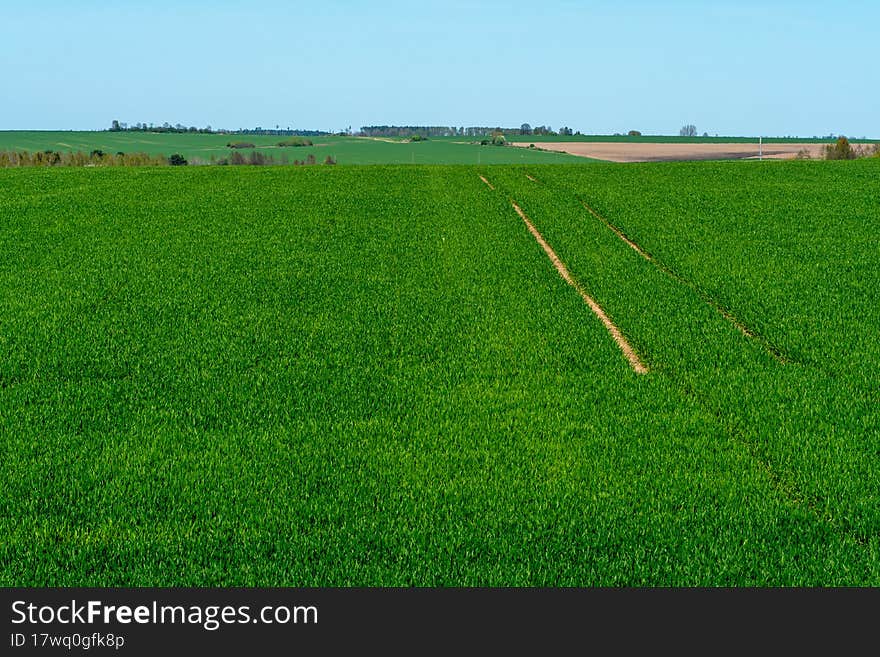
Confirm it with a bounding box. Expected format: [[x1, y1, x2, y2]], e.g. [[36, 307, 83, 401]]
[[516, 172, 869, 552], [481, 174, 648, 374], [518, 172, 786, 362], [509, 198, 649, 374], [580, 199, 788, 363]]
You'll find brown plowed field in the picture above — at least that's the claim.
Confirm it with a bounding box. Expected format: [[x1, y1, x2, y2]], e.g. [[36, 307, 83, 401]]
[[510, 141, 834, 162]]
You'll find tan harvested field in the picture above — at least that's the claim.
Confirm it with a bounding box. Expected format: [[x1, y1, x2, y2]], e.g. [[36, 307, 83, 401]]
[[510, 141, 838, 162]]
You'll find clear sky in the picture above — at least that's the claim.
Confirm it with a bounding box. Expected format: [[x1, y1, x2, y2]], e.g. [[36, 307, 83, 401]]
[[3, 0, 878, 136]]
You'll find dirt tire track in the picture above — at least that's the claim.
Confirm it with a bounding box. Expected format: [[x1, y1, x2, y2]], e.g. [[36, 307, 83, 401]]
[[512, 188, 866, 552], [582, 201, 652, 261], [509, 199, 649, 375], [478, 174, 647, 373], [580, 199, 787, 363]]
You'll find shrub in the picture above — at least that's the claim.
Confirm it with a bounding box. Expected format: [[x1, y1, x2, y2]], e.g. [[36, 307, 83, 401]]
[[409, 134, 425, 142], [824, 137, 857, 160], [277, 138, 313, 147], [168, 153, 188, 166], [227, 142, 255, 149], [246, 151, 276, 165], [39, 150, 61, 166], [324, 155, 336, 165], [628, 130, 642, 137]]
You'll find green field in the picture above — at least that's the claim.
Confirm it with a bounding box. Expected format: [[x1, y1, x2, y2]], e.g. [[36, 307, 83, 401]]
[[2, 160, 878, 585], [0, 131, 590, 165]]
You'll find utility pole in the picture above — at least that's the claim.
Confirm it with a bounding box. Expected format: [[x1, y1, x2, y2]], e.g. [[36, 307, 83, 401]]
[[759, 136, 763, 160]]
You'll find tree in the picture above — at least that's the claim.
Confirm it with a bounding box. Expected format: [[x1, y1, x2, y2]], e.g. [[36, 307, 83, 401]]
[[520, 123, 532, 135], [110, 120, 121, 132], [679, 124, 697, 137], [168, 153, 187, 166], [628, 130, 642, 136], [824, 136, 856, 160]]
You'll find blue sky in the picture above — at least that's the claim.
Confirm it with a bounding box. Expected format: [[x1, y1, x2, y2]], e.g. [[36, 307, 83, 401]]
[[3, 1, 878, 136]]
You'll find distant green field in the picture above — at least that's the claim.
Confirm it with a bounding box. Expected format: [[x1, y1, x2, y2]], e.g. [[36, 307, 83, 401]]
[[6, 131, 875, 166], [2, 161, 878, 586], [0, 131, 591, 165]]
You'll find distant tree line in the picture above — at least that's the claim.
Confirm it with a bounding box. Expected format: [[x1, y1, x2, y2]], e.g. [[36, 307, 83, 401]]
[[359, 124, 577, 138], [110, 120, 213, 134], [232, 127, 329, 137], [517, 124, 571, 136], [108, 120, 330, 137], [359, 126, 465, 137], [110, 120, 582, 139]]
